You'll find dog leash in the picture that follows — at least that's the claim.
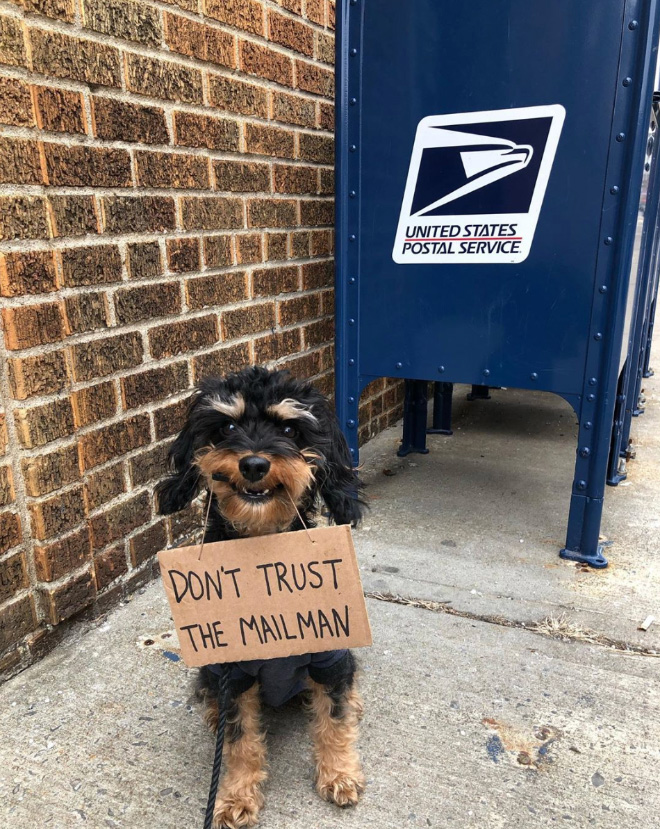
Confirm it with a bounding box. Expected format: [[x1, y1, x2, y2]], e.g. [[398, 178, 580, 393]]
[[204, 663, 230, 829]]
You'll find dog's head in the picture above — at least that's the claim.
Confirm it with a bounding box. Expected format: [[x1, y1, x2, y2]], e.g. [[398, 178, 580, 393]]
[[156, 367, 363, 535]]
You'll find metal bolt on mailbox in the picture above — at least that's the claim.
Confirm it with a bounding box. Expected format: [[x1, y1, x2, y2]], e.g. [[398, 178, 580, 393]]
[[335, 0, 660, 568]]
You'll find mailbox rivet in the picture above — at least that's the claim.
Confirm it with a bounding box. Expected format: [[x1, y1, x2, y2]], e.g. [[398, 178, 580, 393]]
[[350, 97, 357, 105], [483, 369, 490, 377], [348, 396, 355, 403], [349, 144, 357, 152], [599, 285, 608, 294], [350, 448, 355, 456], [530, 372, 538, 381], [580, 447, 591, 458], [395, 362, 403, 369], [347, 420, 356, 428], [604, 236, 613, 245], [587, 393, 596, 402], [349, 190, 356, 198], [350, 47, 358, 56], [594, 332, 603, 341], [629, 19, 639, 29], [349, 234, 356, 242], [348, 358, 355, 366], [589, 377, 597, 386], [350, 0, 358, 5], [438, 365, 445, 373], [348, 277, 356, 284], [584, 421, 593, 430], [616, 132, 626, 142], [623, 77, 632, 87], [610, 185, 620, 194], [348, 318, 355, 325], [577, 480, 587, 490]]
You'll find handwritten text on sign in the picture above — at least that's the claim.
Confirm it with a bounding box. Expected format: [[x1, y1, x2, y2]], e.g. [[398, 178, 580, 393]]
[[157, 525, 372, 667]]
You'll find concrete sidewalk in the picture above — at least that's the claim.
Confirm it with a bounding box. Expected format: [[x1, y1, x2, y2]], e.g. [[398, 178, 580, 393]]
[[1, 361, 659, 828]]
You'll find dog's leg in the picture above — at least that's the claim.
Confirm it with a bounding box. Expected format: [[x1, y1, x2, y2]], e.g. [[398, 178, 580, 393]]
[[307, 676, 365, 807], [205, 685, 267, 829]]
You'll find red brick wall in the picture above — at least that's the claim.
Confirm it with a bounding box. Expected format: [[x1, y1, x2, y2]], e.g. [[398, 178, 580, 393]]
[[0, 0, 403, 681]]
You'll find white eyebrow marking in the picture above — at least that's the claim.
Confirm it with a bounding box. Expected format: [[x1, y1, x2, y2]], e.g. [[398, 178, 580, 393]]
[[267, 398, 318, 424], [207, 393, 245, 419]]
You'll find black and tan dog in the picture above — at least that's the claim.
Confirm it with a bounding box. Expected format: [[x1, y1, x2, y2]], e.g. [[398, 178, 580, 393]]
[[156, 366, 365, 828]]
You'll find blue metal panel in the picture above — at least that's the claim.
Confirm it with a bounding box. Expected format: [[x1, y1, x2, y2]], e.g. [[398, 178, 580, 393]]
[[336, 0, 660, 566]]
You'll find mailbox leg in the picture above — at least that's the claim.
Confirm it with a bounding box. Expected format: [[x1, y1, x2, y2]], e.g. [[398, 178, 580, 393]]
[[643, 296, 656, 377], [427, 382, 454, 435], [397, 380, 430, 457], [466, 384, 491, 401], [560, 492, 608, 568]]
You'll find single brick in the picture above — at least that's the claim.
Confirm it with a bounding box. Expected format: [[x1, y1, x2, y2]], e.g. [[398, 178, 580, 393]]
[[14, 399, 74, 448], [192, 342, 250, 382], [168, 505, 201, 542], [2, 302, 65, 350], [102, 196, 176, 234], [136, 151, 209, 189], [126, 54, 203, 103], [34, 528, 91, 582], [71, 332, 143, 382], [205, 0, 264, 35], [252, 264, 299, 297], [291, 230, 311, 258], [204, 235, 233, 268], [60, 244, 122, 288], [0, 15, 27, 67], [121, 362, 188, 409], [299, 132, 334, 163], [167, 237, 200, 273], [303, 316, 334, 348], [0, 414, 6, 456], [30, 28, 121, 87], [114, 282, 181, 325], [42, 570, 96, 624], [0, 465, 13, 507], [18, 0, 75, 22], [80, 414, 150, 470], [269, 11, 313, 55], [301, 198, 334, 226], [302, 259, 333, 289], [266, 232, 288, 260], [214, 160, 270, 193], [278, 292, 322, 325], [319, 102, 334, 131], [161, 0, 197, 10], [311, 228, 333, 255], [237, 234, 263, 264], [128, 242, 162, 280], [84, 461, 125, 511], [0, 510, 22, 553], [208, 75, 268, 118], [274, 164, 317, 194], [94, 544, 128, 590], [222, 302, 275, 339], [327, 0, 335, 29], [0, 77, 33, 126], [254, 327, 301, 363], [245, 123, 294, 158], [22, 445, 79, 497], [82, 0, 161, 46], [89, 491, 151, 548], [153, 396, 190, 440], [306, 0, 325, 26], [279, 348, 322, 378], [129, 441, 171, 487], [0, 250, 57, 297], [0, 596, 36, 652], [272, 90, 316, 128], [91, 97, 168, 144], [64, 292, 109, 334], [8, 350, 69, 400], [186, 271, 248, 310], [181, 197, 243, 231], [173, 111, 239, 151], [241, 40, 292, 86], [0, 196, 49, 241], [278, 0, 302, 13], [72, 381, 116, 428], [43, 144, 131, 187], [320, 287, 333, 315], [319, 167, 333, 194], [130, 521, 167, 567], [0, 137, 43, 185], [248, 198, 297, 228], [164, 12, 235, 67], [33, 86, 85, 134], [316, 31, 334, 64], [48, 195, 98, 237], [149, 315, 218, 359], [29, 485, 86, 541], [0, 552, 26, 603], [296, 60, 334, 97]]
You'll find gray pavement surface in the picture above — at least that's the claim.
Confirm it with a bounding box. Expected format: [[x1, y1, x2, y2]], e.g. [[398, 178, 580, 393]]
[[1, 353, 660, 828]]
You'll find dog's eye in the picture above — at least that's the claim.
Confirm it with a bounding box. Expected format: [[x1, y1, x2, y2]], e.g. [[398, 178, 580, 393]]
[[282, 424, 297, 438], [221, 422, 237, 437]]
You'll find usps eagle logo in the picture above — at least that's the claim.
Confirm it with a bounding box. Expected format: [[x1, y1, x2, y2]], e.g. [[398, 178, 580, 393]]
[[393, 105, 565, 264]]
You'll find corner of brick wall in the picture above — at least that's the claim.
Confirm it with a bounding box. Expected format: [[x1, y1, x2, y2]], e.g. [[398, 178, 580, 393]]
[[0, 0, 403, 682]]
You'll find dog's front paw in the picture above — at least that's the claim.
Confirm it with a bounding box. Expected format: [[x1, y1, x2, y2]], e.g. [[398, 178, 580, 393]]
[[213, 793, 261, 828], [316, 770, 365, 807]]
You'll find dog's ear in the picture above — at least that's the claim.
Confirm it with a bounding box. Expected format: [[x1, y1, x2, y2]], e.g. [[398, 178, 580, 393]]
[[315, 399, 365, 527], [156, 398, 201, 515]]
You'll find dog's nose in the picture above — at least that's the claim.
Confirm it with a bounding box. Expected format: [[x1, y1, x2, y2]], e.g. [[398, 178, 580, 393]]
[[239, 455, 271, 483]]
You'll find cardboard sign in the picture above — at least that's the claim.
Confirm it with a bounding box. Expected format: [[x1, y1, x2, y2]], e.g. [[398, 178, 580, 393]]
[[157, 525, 372, 667]]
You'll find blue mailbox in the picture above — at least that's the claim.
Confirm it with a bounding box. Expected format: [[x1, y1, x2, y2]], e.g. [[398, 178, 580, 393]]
[[335, 0, 660, 567]]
